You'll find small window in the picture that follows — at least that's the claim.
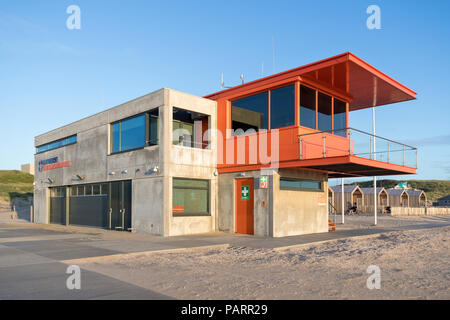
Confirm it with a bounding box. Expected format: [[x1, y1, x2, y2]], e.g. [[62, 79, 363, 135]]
[[232, 91, 268, 134], [77, 186, 84, 196], [36, 135, 77, 153], [280, 178, 322, 191], [92, 184, 101, 195], [101, 184, 109, 195], [173, 108, 210, 149], [85, 185, 92, 196], [172, 178, 210, 216]]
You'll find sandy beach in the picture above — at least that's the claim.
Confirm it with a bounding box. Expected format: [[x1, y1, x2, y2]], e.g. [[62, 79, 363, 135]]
[[73, 225, 450, 299]]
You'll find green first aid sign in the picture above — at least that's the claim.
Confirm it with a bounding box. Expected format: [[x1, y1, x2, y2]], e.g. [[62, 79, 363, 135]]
[[241, 186, 250, 200]]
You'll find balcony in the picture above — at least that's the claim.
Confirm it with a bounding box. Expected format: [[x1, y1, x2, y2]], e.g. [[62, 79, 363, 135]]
[[297, 128, 417, 178]]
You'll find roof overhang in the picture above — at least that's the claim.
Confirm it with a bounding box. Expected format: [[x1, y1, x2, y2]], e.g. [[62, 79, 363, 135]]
[[205, 52, 416, 111]]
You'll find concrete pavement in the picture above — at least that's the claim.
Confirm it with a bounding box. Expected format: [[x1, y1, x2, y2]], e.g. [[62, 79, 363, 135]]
[[0, 214, 449, 299]]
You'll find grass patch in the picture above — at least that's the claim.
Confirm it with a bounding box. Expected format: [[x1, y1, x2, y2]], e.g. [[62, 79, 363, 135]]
[[0, 170, 34, 203]]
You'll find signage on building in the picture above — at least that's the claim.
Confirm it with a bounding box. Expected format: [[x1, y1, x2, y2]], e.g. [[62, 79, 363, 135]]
[[241, 186, 249, 200], [38, 157, 70, 172], [259, 176, 268, 189]]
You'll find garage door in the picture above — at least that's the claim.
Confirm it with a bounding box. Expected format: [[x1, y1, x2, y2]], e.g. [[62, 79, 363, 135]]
[[67, 181, 131, 231], [69, 183, 109, 228]]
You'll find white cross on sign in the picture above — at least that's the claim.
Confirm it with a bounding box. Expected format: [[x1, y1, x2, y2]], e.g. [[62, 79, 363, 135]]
[[241, 186, 249, 200]]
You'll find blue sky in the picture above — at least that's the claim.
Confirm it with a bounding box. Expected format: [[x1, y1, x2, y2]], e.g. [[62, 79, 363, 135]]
[[0, 0, 449, 181]]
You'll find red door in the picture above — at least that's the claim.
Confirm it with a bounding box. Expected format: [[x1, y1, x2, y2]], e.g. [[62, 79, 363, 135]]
[[235, 178, 254, 234]]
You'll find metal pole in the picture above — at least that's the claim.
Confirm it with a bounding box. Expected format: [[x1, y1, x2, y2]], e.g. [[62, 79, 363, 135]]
[[322, 135, 326, 158], [299, 137, 302, 160], [341, 178, 345, 224], [373, 107, 377, 225]]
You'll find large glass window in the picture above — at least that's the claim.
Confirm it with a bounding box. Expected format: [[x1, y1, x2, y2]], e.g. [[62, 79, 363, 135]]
[[111, 109, 158, 153], [172, 178, 210, 216], [279, 178, 322, 191], [300, 85, 316, 129], [173, 108, 210, 149], [36, 135, 77, 153], [270, 85, 295, 129], [318, 92, 332, 132], [232, 91, 268, 134], [333, 98, 346, 137]]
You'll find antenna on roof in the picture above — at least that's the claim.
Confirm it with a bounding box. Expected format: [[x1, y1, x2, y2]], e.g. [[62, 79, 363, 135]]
[[272, 36, 276, 74], [220, 72, 244, 89]]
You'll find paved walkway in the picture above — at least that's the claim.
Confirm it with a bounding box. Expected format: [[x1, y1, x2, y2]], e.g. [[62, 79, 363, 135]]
[[0, 214, 449, 299]]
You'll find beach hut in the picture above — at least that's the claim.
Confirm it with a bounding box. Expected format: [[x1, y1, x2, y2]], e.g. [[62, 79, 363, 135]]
[[386, 189, 409, 207], [360, 187, 389, 213], [330, 185, 364, 214], [407, 189, 427, 207]]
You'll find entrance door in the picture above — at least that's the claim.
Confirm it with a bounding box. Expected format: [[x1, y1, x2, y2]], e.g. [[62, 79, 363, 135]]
[[235, 178, 254, 235], [109, 180, 132, 231]]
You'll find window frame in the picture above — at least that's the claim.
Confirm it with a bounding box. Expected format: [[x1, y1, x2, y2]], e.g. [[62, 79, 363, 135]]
[[172, 177, 210, 217], [279, 177, 323, 192], [109, 108, 159, 155], [227, 81, 349, 136], [36, 135, 77, 154], [172, 107, 210, 149]]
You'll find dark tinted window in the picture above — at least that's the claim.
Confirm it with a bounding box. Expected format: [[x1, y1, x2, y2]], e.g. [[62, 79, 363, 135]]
[[334, 98, 346, 136], [111, 109, 158, 153], [270, 85, 295, 129], [280, 178, 322, 191], [300, 85, 316, 129], [318, 92, 332, 132], [232, 91, 268, 133]]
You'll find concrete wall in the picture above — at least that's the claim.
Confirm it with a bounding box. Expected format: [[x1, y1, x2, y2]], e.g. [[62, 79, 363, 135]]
[[390, 206, 450, 216], [218, 168, 328, 237], [217, 169, 274, 237], [34, 88, 218, 236], [165, 89, 217, 236], [273, 169, 328, 237]]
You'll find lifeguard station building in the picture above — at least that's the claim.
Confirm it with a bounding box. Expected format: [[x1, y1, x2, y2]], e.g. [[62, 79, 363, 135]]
[[34, 52, 418, 237]]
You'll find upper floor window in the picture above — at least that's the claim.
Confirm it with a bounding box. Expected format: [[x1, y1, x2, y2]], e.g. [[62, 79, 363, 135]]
[[232, 91, 268, 134], [333, 98, 346, 137], [111, 109, 158, 154], [270, 85, 295, 129], [300, 85, 316, 129], [173, 108, 210, 149], [36, 135, 77, 153], [318, 92, 332, 132]]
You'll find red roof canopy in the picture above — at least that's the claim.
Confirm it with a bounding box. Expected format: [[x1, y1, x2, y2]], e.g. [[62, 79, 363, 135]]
[[205, 52, 416, 111]]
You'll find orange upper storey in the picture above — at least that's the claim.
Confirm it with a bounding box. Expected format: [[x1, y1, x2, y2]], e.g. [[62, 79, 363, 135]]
[[204, 52, 417, 177], [205, 52, 416, 109]]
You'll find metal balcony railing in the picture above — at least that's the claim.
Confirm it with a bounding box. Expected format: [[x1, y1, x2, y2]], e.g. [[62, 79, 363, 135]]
[[298, 128, 418, 168]]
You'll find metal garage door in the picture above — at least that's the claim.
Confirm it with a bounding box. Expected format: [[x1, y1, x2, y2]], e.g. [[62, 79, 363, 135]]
[[69, 183, 109, 228], [68, 181, 132, 231]]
